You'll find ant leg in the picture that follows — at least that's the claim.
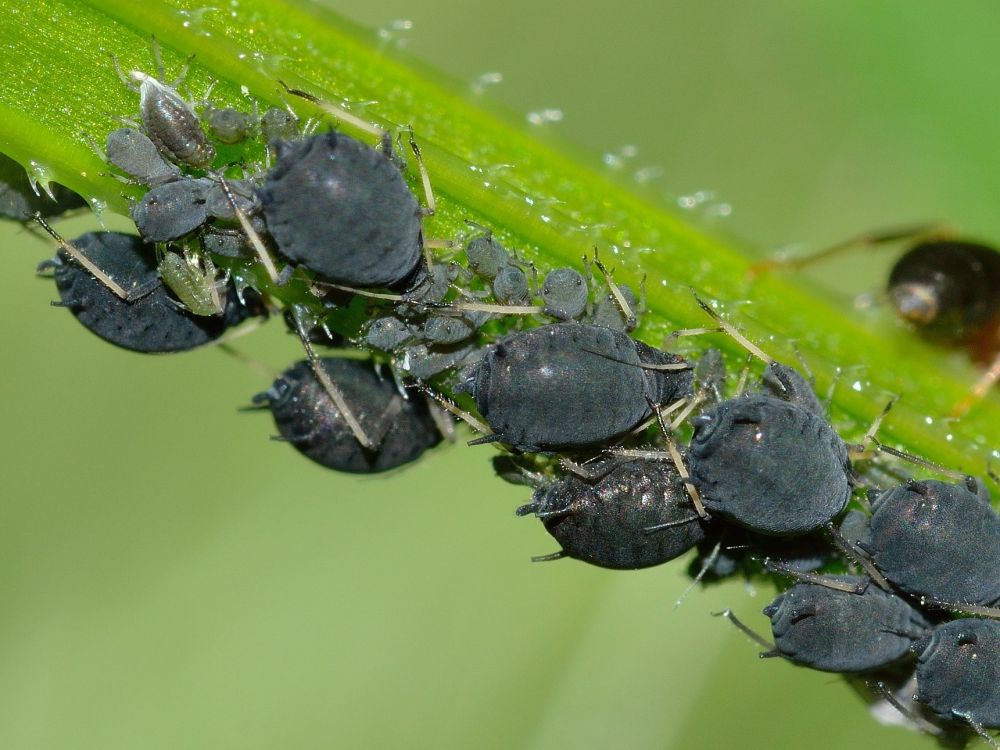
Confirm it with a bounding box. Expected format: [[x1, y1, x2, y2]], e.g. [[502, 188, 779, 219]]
[[748, 223, 950, 279], [951, 351, 1000, 418]]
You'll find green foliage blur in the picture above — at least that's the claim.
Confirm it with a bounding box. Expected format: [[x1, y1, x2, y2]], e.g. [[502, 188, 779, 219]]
[[3, 2, 1000, 748]]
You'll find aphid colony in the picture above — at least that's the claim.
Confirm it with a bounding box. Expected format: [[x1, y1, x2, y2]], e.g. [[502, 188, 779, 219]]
[[9, 43, 1000, 748]]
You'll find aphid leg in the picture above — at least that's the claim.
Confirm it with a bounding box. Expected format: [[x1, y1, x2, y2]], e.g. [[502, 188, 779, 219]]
[[747, 223, 949, 280], [291, 306, 376, 450], [278, 80, 383, 139], [762, 559, 862, 593], [825, 522, 892, 591], [530, 550, 568, 563], [951, 352, 1000, 418], [648, 396, 707, 518], [870, 438, 969, 481], [424, 399, 457, 443], [867, 681, 945, 738], [592, 246, 637, 330], [32, 214, 156, 301], [953, 712, 1000, 750], [666, 326, 723, 340], [675, 535, 724, 610], [217, 176, 281, 285], [217, 342, 278, 381], [711, 609, 776, 652], [406, 126, 436, 217], [408, 381, 492, 437], [850, 398, 897, 458]]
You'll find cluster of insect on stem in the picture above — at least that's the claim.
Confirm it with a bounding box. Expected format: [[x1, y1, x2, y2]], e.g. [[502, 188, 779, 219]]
[[5, 35, 1000, 750]]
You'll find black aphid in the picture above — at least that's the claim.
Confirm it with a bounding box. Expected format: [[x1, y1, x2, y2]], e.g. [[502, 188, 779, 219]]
[[465, 232, 510, 279], [516, 458, 710, 570], [113, 39, 216, 168], [914, 618, 1000, 728], [253, 357, 442, 473], [132, 177, 211, 242], [458, 322, 692, 452], [864, 478, 1000, 607], [689, 382, 852, 535], [686, 301, 852, 536], [762, 576, 929, 673], [104, 127, 181, 187], [204, 106, 255, 145], [259, 131, 424, 289], [39, 231, 257, 352], [541, 267, 589, 320]]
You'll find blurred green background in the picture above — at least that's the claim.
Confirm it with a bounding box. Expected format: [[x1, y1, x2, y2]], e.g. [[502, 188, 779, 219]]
[[4, 2, 1000, 748]]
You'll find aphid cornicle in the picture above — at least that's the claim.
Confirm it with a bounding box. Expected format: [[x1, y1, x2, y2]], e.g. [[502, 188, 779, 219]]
[[258, 131, 424, 289], [458, 322, 692, 453]]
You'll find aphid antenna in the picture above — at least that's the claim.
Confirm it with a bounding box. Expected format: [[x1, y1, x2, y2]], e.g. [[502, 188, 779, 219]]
[[711, 609, 776, 652], [559, 457, 614, 482], [825, 521, 892, 591], [747, 222, 949, 279], [951, 352, 1000, 418], [291, 305, 376, 450], [217, 176, 282, 285], [591, 246, 637, 330], [952, 711, 1000, 750], [32, 213, 152, 302], [761, 558, 864, 594], [870, 437, 969, 482], [278, 79, 384, 140], [576, 346, 693, 372], [407, 380, 492, 437], [648, 396, 707, 518], [867, 681, 945, 738], [643, 515, 702, 535]]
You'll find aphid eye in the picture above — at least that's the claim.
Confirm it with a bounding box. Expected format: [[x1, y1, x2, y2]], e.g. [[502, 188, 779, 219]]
[[957, 633, 978, 647]]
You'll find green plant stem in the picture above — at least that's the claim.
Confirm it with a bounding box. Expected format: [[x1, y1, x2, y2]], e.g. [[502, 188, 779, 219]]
[[1, 0, 997, 486]]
